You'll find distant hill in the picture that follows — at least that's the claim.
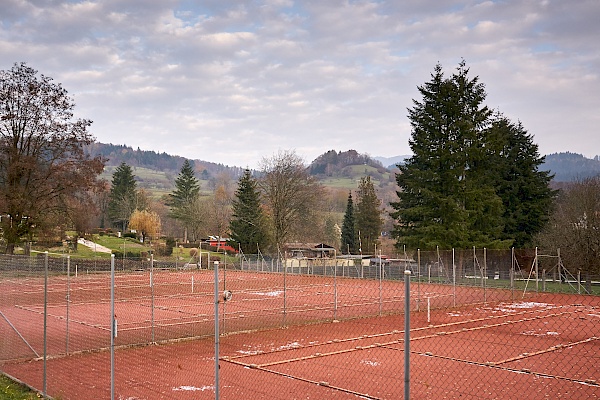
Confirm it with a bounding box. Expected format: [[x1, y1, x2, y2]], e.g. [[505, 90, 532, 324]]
[[85, 142, 246, 191], [87, 143, 600, 194], [308, 150, 386, 177], [541, 152, 600, 182]]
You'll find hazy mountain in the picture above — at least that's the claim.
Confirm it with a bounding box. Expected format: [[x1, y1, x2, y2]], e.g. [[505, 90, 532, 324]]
[[373, 155, 411, 168]]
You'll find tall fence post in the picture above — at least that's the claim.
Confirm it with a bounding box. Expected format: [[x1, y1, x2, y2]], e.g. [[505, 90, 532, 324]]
[[334, 260, 338, 321], [66, 255, 70, 355], [214, 260, 220, 400], [43, 252, 48, 398], [110, 254, 115, 400], [404, 269, 411, 400], [151, 254, 155, 343], [379, 255, 383, 316], [417, 249, 421, 312]]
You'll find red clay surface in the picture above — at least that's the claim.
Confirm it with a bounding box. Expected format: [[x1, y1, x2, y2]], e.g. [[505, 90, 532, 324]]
[[1, 270, 599, 399]]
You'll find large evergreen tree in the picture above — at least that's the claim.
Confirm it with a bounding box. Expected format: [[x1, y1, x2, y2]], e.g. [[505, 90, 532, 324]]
[[107, 162, 137, 231], [485, 116, 556, 247], [340, 192, 357, 254], [391, 61, 553, 250], [230, 169, 267, 254], [355, 176, 383, 254], [168, 159, 200, 242]]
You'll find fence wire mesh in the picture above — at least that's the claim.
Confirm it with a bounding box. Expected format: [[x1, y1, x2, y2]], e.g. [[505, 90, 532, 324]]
[[0, 249, 599, 399]]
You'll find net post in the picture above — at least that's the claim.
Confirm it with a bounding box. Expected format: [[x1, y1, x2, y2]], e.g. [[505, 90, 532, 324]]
[[404, 269, 411, 400]]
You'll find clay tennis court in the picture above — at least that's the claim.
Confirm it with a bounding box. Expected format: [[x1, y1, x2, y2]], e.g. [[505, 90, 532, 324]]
[[1, 268, 599, 398]]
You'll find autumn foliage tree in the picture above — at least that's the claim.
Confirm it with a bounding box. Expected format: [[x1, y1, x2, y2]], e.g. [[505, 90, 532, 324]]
[[129, 209, 161, 244], [0, 63, 105, 253]]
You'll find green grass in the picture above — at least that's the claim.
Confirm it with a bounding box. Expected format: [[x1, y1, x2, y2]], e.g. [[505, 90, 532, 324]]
[[0, 374, 40, 399]]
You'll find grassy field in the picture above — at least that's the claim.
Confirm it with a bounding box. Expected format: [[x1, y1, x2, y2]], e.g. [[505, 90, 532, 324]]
[[0, 374, 40, 399]]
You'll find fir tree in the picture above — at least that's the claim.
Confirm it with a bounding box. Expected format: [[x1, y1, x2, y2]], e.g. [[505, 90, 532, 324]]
[[168, 160, 201, 242], [355, 176, 382, 254], [485, 116, 556, 247], [391, 61, 553, 250], [390, 61, 503, 249], [230, 169, 267, 254], [340, 192, 357, 254], [108, 162, 137, 231]]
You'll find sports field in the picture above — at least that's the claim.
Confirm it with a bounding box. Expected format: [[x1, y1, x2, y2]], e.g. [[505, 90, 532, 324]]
[[1, 266, 599, 399]]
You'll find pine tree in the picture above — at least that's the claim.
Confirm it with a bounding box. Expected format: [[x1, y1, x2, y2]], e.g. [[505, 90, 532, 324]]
[[230, 169, 267, 254], [355, 176, 382, 254], [107, 162, 137, 231], [391, 61, 553, 250], [390, 61, 502, 249], [485, 116, 556, 247], [168, 160, 201, 242], [340, 192, 357, 254]]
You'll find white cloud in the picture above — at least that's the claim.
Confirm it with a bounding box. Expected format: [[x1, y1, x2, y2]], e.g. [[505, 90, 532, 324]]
[[1, 0, 599, 168]]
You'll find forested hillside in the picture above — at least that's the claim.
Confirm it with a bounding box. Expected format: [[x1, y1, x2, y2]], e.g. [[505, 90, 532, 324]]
[[86, 143, 600, 191], [85, 143, 247, 191], [541, 152, 600, 182]]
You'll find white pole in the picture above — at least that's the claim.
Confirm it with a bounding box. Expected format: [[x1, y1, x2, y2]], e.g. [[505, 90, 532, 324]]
[[452, 248, 456, 307], [427, 297, 431, 324]]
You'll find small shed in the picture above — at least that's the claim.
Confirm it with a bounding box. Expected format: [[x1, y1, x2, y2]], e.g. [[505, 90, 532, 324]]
[[284, 242, 336, 258]]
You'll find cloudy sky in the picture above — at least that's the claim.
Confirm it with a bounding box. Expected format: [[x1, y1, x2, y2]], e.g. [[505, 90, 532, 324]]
[[1, 0, 598, 169]]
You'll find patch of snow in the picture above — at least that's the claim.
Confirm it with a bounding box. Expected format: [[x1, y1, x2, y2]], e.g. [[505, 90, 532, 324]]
[[172, 385, 214, 392], [277, 341, 301, 350], [251, 291, 283, 297], [361, 360, 381, 367]]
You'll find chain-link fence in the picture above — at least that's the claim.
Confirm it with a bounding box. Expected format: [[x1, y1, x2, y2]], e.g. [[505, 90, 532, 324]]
[[1, 249, 598, 399]]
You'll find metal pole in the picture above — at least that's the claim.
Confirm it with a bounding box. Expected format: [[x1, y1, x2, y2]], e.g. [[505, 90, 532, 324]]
[[214, 261, 220, 400], [283, 250, 287, 326], [511, 247, 515, 302], [334, 260, 338, 320], [535, 247, 539, 292], [417, 249, 421, 312], [43, 252, 48, 397], [66, 256, 70, 354], [404, 270, 411, 400], [151, 254, 154, 343], [379, 252, 383, 316], [110, 254, 115, 400], [483, 248, 487, 303]]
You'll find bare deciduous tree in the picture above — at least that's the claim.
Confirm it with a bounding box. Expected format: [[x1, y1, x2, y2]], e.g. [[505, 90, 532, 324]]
[[536, 177, 600, 291], [260, 150, 324, 251], [0, 63, 105, 253]]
